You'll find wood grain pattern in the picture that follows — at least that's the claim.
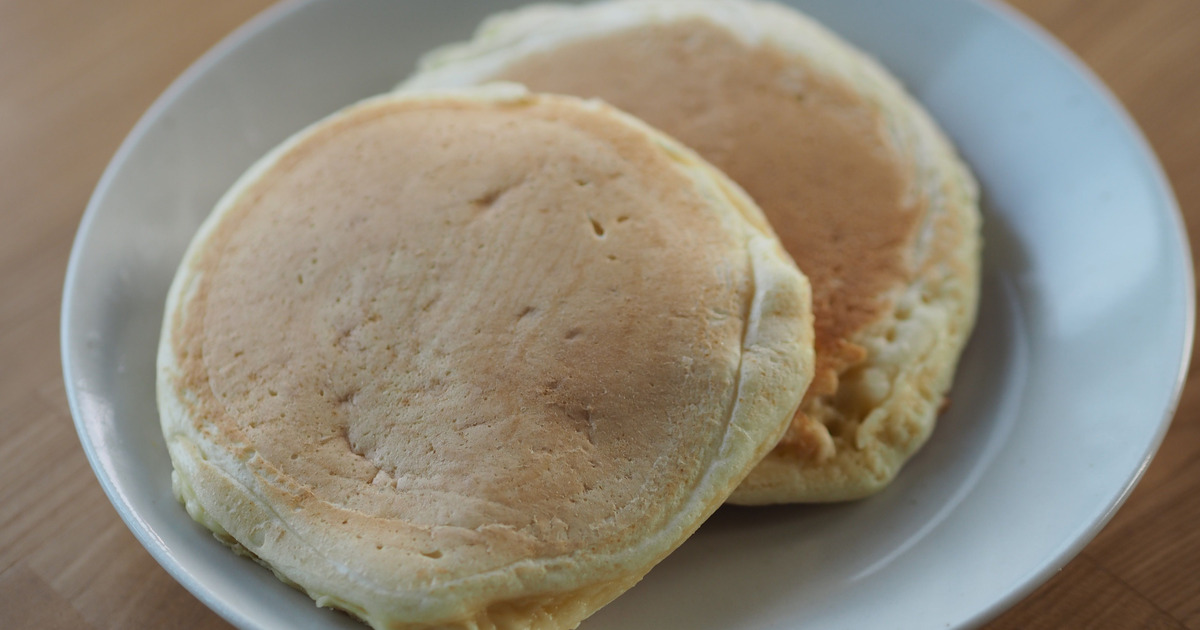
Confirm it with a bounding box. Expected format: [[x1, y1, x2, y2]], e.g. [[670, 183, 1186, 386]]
[[0, 0, 1195, 628]]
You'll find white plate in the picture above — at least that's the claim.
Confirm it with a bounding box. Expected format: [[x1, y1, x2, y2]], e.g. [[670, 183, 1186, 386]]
[[62, 1, 1193, 628]]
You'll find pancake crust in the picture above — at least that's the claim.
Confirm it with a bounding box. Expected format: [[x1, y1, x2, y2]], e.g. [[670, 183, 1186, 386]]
[[157, 85, 814, 628], [403, 0, 982, 503]]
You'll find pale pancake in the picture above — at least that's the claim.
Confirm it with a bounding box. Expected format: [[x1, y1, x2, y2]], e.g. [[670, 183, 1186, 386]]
[[403, 0, 982, 503], [157, 85, 814, 628]]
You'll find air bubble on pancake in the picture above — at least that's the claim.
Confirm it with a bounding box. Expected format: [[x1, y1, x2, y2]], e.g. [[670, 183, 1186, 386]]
[[472, 188, 503, 210], [589, 216, 606, 237], [472, 178, 525, 211], [336, 387, 358, 405]]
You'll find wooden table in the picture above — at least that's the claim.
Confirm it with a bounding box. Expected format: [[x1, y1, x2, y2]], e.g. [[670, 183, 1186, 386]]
[[2, 1, 1196, 627]]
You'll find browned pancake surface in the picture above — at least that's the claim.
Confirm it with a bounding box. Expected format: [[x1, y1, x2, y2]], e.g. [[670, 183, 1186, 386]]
[[493, 20, 922, 458]]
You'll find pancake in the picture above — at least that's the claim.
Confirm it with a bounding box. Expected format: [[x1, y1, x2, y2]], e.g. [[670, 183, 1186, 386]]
[[402, 0, 982, 503], [156, 84, 814, 628]]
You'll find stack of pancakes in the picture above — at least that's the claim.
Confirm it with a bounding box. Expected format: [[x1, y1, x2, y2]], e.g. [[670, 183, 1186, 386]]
[[157, 1, 980, 628]]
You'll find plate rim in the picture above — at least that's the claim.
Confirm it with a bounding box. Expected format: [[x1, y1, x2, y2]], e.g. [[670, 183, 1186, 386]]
[[60, 2, 312, 628], [954, 0, 1195, 625], [60, 1, 1196, 628]]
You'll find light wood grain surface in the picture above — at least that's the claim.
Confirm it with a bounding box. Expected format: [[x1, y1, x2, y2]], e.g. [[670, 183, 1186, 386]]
[[2, 0, 1196, 628]]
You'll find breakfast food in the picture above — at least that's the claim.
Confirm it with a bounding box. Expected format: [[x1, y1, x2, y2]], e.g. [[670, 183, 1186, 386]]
[[156, 85, 814, 628], [403, 0, 982, 503]]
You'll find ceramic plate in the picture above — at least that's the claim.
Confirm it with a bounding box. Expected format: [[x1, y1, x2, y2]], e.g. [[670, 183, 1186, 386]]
[[62, 0, 1193, 628]]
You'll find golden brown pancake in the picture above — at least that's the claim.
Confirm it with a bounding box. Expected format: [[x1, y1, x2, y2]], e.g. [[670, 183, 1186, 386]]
[[403, 0, 982, 503], [157, 85, 814, 628]]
